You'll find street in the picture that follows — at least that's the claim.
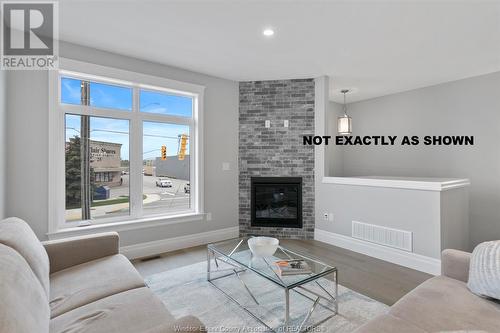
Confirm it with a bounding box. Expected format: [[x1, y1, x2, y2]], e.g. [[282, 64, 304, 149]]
[[65, 175, 190, 221], [142, 175, 191, 215]]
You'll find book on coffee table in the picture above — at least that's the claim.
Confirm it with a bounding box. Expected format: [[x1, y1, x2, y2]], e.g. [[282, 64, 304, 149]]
[[275, 259, 312, 276]]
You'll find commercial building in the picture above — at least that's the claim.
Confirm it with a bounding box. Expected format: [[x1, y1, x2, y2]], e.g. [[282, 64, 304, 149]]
[[90, 140, 123, 187], [155, 155, 190, 180], [142, 155, 190, 180]]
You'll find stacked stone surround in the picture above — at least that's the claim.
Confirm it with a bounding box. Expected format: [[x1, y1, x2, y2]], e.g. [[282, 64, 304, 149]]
[[239, 79, 315, 239]]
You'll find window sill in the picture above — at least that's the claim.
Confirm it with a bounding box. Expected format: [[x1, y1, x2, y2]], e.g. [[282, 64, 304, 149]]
[[47, 212, 205, 240]]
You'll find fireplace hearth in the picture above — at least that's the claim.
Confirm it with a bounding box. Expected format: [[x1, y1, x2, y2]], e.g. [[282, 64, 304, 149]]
[[251, 177, 302, 228]]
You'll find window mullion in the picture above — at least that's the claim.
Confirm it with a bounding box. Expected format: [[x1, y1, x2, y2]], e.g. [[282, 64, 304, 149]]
[[139, 112, 192, 125], [80, 81, 92, 221], [61, 105, 134, 120]]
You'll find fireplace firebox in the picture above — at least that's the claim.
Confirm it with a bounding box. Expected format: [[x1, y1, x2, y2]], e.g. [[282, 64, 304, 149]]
[[251, 177, 302, 228]]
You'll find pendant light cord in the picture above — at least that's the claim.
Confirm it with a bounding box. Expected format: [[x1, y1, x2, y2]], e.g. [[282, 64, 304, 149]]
[[342, 89, 349, 116]]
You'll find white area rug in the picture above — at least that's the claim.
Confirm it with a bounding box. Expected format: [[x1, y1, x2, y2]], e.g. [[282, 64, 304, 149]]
[[145, 261, 388, 332]]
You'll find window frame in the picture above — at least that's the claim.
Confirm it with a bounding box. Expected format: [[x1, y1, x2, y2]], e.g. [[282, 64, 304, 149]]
[[48, 58, 205, 235]]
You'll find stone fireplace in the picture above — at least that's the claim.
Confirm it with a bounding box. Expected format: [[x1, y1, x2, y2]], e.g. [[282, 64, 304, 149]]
[[239, 79, 315, 239]]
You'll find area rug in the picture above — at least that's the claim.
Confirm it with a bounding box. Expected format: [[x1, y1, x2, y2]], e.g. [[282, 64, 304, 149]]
[[145, 261, 388, 332]]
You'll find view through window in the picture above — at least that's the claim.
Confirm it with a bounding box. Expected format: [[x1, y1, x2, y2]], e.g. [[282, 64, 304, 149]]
[[142, 121, 190, 216], [61, 75, 195, 224], [65, 114, 130, 221]]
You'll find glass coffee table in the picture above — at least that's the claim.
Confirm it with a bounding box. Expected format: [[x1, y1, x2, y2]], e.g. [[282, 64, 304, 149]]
[[207, 238, 338, 332]]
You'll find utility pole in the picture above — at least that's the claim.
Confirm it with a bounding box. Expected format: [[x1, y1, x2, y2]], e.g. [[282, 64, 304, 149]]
[[80, 81, 91, 220]]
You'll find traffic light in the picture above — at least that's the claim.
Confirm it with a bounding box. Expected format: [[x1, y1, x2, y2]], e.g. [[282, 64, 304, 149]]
[[178, 134, 188, 161], [161, 145, 167, 160]]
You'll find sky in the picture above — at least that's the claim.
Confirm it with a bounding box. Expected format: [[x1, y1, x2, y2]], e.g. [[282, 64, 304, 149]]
[[62, 77, 191, 161]]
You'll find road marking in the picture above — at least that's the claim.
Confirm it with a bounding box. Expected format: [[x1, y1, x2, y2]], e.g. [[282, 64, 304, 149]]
[[161, 192, 176, 196]]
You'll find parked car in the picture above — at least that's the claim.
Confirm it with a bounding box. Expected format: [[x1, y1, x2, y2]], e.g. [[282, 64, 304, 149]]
[[184, 183, 190, 194], [156, 178, 173, 187]]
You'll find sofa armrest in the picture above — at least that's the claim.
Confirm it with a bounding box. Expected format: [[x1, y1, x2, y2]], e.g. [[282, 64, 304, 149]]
[[42, 232, 119, 274], [441, 249, 471, 283]]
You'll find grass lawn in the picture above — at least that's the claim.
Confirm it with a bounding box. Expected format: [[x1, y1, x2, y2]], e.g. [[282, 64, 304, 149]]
[[91, 196, 131, 207], [67, 195, 147, 209]]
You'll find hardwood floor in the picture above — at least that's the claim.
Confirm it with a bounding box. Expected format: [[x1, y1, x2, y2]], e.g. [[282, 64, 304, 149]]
[[132, 239, 432, 306]]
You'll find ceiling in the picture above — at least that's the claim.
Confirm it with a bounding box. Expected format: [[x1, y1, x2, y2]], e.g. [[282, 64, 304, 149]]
[[59, 0, 500, 102]]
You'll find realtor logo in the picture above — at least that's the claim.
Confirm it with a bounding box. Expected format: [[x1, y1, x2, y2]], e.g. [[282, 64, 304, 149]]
[[1, 1, 58, 70]]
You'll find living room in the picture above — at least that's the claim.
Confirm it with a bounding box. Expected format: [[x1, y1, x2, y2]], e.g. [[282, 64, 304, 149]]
[[0, 1, 499, 332]]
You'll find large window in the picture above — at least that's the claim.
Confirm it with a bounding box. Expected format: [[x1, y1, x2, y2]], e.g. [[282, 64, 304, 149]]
[[50, 63, 203, 230]]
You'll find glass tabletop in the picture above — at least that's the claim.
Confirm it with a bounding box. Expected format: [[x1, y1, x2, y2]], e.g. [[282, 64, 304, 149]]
[[208, 238, 336, 288]]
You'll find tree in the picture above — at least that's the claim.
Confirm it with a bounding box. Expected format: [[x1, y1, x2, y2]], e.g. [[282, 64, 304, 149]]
[[65, 136, 81, 208], [65, 136, 96, 209]]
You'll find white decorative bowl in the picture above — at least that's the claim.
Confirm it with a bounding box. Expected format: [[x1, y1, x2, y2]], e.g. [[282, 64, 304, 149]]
[[248, 237, 279, 257]]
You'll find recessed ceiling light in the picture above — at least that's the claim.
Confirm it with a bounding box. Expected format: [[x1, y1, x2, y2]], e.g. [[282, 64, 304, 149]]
[[263, 28, 274, 37]]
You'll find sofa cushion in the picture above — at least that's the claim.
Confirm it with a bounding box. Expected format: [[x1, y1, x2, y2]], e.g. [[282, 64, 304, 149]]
[[50, 287, 175, 333], [0, 244, 50, 333], [0, 217, 50, 297], [389, 275, 500, 332], [354, 314, 426, 333], [49, 254, 145, 318]]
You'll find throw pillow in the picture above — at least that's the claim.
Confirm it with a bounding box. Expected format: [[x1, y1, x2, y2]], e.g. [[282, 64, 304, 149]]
[[468, 240, 500, 300]]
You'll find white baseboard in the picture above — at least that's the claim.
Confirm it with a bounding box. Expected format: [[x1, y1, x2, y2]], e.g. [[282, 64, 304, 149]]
[[314, 228, 441, 275], [120, 226, 239, 259]]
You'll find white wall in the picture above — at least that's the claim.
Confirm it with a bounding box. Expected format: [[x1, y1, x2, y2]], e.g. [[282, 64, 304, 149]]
[[329, 71, 500, 248], [0, 69, 5, 219], [326, 101, 344, 177], [5, 41, 239, 244], [316, 184, 442, 258]]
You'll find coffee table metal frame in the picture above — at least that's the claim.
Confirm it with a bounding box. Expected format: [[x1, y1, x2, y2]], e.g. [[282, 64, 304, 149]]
[[207, 239, 338, 332]]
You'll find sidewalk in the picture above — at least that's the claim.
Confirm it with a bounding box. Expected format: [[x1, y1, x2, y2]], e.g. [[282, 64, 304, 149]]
[[65, 194, 161, 221]]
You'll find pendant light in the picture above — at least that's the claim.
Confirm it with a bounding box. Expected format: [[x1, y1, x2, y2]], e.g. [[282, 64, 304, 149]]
[[337, 89, 352, 135]]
